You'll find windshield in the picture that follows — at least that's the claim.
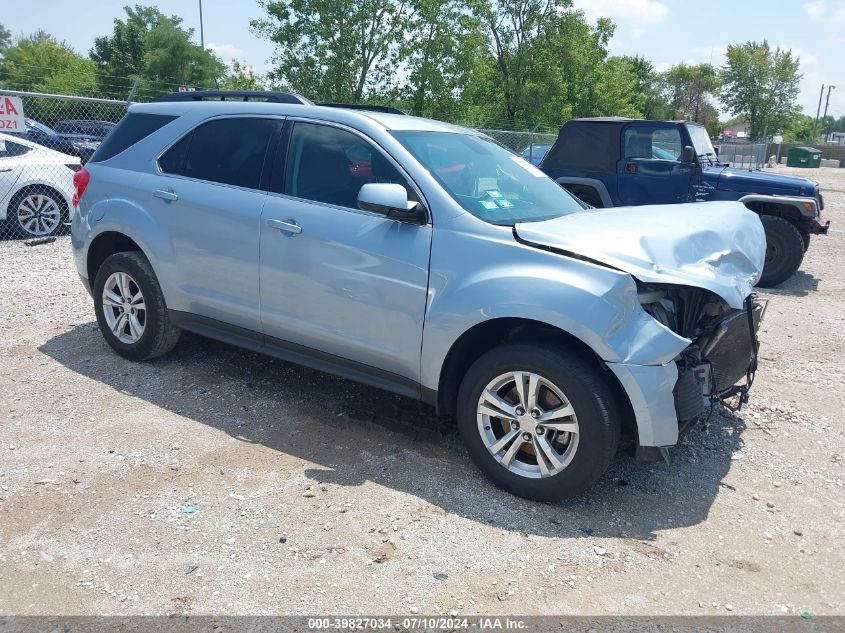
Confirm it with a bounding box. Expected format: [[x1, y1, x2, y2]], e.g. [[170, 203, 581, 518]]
[[686, 123, 716, 159], [26, 119, 55, 135], [391, 131, 584, 224]]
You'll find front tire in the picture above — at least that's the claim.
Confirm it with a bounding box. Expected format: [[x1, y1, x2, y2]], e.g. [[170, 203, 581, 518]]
[[757, 215, 804, 287], [456, 343, 620, 501], [93, 251, 180, 361]]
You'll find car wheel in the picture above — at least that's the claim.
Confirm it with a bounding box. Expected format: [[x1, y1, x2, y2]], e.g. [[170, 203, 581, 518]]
[[93, 251, 181, 361], [456, 343, 620, 501], [9, 188, 67, 238], [757, 215, 805, 287]]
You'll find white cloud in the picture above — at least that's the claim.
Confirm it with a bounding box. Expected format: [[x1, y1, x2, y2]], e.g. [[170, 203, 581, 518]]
[[207, 42, 244, 61], [803, 0, 845, 21], [574, 0, 669, 37]]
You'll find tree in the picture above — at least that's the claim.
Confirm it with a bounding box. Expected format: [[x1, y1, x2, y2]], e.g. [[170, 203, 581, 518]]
[[398, 0, 487, 119], [660, 63, 719, 123], [617, 55, 672, 120], [479, 1, 638, 125], [0, 32, 97, 95], [251, 0, 411, 102], [720, 40, 802, 140], [220, 60, 266, 91], [90, 5, 225, 98], [0, 23, 11, 55]]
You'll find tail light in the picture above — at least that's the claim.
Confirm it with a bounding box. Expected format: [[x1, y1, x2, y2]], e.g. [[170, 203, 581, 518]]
[[66, 163, 82, 173], [72, 167, 90, 207]]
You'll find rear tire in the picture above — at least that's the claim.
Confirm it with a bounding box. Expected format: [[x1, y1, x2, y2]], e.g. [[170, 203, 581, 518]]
[[456, 343, 620, 501], [93, 251, 180, 361], [8, 187, 68, 238], [757, 215, 804, 287]]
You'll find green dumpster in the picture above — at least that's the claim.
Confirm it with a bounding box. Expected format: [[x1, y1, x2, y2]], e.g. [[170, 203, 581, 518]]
[[786, 146, 822, 168]]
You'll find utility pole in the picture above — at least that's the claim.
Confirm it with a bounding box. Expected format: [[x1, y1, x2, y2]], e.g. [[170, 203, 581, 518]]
[[814, 84, 825, 125], [199, 0, 205, 49], [822, 85, 836, 140]]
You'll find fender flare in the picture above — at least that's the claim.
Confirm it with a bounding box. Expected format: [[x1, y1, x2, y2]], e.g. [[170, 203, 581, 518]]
[[738, 194, 818, 219], [554, 177, 614, 208]]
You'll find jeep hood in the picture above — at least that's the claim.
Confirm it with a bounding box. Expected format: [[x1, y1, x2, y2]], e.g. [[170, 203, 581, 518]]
[[514, 201, 765, 309], [710, 165, 817, 196]]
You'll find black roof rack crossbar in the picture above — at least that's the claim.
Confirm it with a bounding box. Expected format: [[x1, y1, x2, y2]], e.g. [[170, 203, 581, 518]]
[[151, 90, 313, 105]]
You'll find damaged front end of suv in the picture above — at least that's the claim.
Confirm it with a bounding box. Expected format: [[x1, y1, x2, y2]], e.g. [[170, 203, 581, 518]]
[[513, 200, 767, 457], [638, 284, 763, 429]]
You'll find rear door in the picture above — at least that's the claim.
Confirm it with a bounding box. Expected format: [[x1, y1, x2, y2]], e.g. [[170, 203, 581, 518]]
[[617, 123, 693, 206], [142, 115, 283, 330]]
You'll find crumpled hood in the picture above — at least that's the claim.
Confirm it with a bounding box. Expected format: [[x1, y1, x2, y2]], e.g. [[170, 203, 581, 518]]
[[711, 165, 817, 196], [515, 201, 765, 309]]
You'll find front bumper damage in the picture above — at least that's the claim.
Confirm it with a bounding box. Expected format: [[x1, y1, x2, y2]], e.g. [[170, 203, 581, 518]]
[[608, 294, 764, 459]]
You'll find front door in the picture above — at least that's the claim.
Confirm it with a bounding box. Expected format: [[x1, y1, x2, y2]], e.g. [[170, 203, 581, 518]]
[[259, 121, 432, 383], [617, 123, 694, 206]]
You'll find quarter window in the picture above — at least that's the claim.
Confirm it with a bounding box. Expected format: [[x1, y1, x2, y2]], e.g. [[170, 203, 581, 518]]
[[284, 122, 411, 209], [159, 117, 279, 189]]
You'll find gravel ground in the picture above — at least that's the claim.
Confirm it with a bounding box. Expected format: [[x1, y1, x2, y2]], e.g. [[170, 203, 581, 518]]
[[1, 166, 843, 617]]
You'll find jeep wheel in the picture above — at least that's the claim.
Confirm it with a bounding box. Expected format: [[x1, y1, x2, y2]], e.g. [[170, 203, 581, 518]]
[[757, 215, 804, 287], [93, 251, 181, 361], [456, 343, 620, 501]]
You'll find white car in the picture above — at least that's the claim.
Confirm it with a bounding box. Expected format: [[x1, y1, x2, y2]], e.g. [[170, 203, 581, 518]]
[[0, 132, 80, 238]]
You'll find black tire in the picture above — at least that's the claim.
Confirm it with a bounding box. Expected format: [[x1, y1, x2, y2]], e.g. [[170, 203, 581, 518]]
[[799, 226, 811, 253], [757, 215, 805, 288], [456, 343, 620, 501], [8, 186, 68, 239], [93, 251, 180, 361]]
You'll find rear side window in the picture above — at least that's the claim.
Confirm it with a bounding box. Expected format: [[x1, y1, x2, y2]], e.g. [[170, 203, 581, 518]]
[[89, 113, 176, 162], [161, 117, 279, 189], [0, 139, 31, 158]]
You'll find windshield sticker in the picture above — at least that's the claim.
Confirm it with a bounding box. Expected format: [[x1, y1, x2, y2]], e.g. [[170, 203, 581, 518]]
[[478, 177, 498, 190], [487, 190, 504, 198], [509, 155, 546, 177], [480, 199, 499, 210], [497, 199, 514, 208]]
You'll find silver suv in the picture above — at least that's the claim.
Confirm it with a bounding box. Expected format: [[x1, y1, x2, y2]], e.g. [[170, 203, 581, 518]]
[[71, 93, 765, 500]]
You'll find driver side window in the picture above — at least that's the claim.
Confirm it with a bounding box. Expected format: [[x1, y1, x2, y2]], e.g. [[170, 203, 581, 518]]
[[283, 122, 412, 209], [624, 126, 683, 161]]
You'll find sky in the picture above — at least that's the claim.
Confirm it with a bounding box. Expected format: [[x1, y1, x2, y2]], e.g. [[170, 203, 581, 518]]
[[2, 0, 843, 119]]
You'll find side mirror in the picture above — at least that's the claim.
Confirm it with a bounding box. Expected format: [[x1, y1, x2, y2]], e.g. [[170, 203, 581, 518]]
[[713, 146, 720, 157], [681, 145, 697, 163], [358, 183, 427, 224]]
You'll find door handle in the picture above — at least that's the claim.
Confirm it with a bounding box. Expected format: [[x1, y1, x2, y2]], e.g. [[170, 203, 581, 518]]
[[266, 218, 302, 235], [153, 188, 179, 202]]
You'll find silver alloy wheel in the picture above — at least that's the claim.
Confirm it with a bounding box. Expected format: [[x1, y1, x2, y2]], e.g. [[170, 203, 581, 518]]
[[102, 272, 146, 344], [476, 371, 579, 479], [16, 193, 62, 237]]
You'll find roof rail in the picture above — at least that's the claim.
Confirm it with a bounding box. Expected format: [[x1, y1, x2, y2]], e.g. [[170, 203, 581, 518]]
[[151, 90, 313, 105], [320, 103, 407, 115]]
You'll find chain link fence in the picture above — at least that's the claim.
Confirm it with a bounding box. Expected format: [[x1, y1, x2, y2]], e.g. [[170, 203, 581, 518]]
[[476, 128, 558, 165], [714, 142, 768, 170], [0, 89, 133, 241]]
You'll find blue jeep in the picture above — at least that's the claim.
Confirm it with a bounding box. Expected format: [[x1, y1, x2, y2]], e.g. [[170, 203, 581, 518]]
[[540, 118, 829, 287]]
